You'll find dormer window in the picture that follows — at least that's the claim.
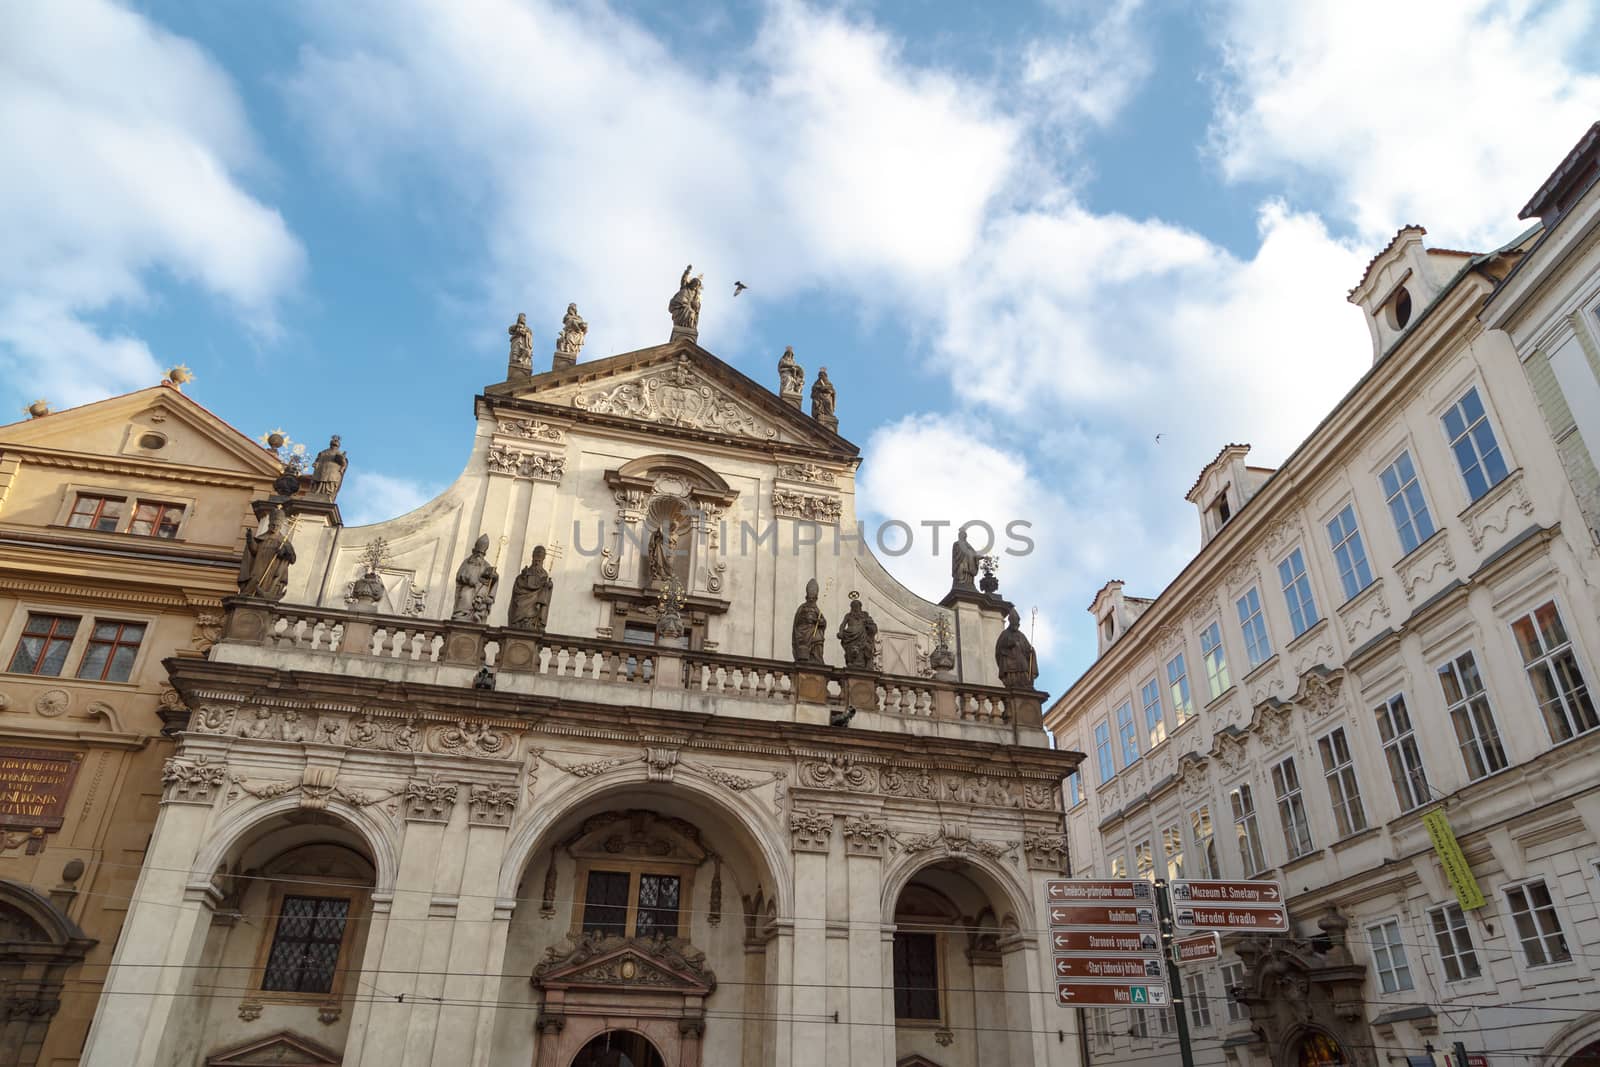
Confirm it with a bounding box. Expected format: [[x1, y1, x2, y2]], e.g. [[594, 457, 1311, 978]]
[[1210, 492, 1232, 530], [1387, 286, 1413, 330]]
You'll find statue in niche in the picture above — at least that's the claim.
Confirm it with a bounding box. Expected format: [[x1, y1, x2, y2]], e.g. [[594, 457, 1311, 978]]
[[309, 435, 348, 499], [646, 526, 673, 583], [777, 346, 804, 400], [995, 607, 1039, 690], [951, 528, 980, 592], [837, 596, 878, 670], [451, 534, 500, 623], [791, 578, 827, 665], [239, 506, 296, 601], [508, 545, 553, 633], [508, 313, 533, 369], [555, 303, 587, 359], [668, 265, 703, 331], [811, 367, 836, 418]]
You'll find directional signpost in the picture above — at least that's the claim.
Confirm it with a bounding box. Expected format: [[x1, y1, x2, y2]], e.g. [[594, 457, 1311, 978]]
[[1048, 876, 1290, 1067], [1045, 879, 1166, 1012]]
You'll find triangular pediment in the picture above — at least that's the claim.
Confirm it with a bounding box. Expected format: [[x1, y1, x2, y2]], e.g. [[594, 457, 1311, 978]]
[[534, 935, 717, 994], [0, 386, 283, 480], [489, 341, 857, 456], [206, 1030, 341, 1066]]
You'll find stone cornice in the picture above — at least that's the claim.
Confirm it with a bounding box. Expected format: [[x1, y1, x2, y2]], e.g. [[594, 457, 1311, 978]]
[[3, 445, 270, 489], [0, 574, 233, 608], [163, 657, 1078, 784]]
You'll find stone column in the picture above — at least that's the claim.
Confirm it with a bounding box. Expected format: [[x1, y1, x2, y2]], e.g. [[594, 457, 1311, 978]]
[[79, 794, 216, 1067], [432, 801, 515, 1064], [1000, 934, 1050, 1066], [790, 847, 830, 1062], [845, 843, 887, 1065]]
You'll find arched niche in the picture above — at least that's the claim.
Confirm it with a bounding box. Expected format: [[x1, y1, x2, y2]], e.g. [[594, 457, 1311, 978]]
[[0, 879, 96, 1067], [596, 455, 739, 636]]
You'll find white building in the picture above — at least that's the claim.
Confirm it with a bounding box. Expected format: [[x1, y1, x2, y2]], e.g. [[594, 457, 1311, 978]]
[[1047, 131, 1600, 1067], [76, 295, 1079, 1067]]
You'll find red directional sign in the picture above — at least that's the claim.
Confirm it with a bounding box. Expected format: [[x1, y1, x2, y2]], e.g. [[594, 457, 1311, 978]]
[[1046, 879, 1155, 903], [1049, 903, 1158, 929], [1174, 903, 1289, 933], [1056, 982, 1168, 1007], [1172, 932, 1221, 964], [1051, 929, 1161, 955], [1055, 955, 1166, 981], [1171, 879, 1283, 905]]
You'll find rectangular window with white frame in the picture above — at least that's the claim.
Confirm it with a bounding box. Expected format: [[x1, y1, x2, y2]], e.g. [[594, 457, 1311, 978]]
[[1441, 385, 1509, 503], [1167, 652, 1195, 723], [1271, 756, 1314, 859], [1236, 586, 1273, 669], [1116, 701, 1140, 769], [1130, 1007, 1149, 1040], [1184, 970, 1212, 1029], [1380, 449, 1436, 554], [1374, 693, 1430, 811], [1510, 600, 1597, 744], [1505, 880, 1571, 967], [1428, 902, 1481, 982], [1201, 622, 1231, 700], [1229, 783, 1267, 875], [1162, 824, 1184, 881], [1367, 918, 1414, 992], [1141, 678, 1167, 749], [1135, 838, 1154, 881], [1436, 651, 1508, 780], [1326, 504, 1374, 601], [1317, 727, 1368, 839], [1095, 720, 1114, 784], [1190, 805, 1219, 879], [1278, 547, 1319, 637], [1221, 962, 1248, 1022]]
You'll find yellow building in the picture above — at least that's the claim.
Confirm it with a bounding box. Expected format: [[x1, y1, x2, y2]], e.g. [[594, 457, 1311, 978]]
[[0, 381, 280, 1067]]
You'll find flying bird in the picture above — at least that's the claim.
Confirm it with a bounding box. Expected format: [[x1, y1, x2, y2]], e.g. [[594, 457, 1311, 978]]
[[1155, 433, 1163, 443], [733, 281, 748, 296]]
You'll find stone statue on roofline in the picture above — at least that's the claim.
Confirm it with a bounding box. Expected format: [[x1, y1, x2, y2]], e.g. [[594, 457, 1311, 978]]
[[239, 506, 296, 601], [777, 346, 804, 405], [951, 528, 980, 592], [554, 303, 587, 362], [310, 435, 348, 500], [995, 606, 1039, 690], [792, 578, 826, 665], [508, 545, 553, 634], [508, 313, 533, 371], [668, 265, 703, 334], [811, 367, 836, 419], [837, 596, 878, 670], [451, 534, 500, 624]]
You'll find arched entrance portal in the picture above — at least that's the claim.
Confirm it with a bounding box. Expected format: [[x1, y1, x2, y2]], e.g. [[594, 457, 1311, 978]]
[[1565, 1039, 1600, 1067], [1294, 1030, 1349, 1067], [571, 1031, 666, 1067]]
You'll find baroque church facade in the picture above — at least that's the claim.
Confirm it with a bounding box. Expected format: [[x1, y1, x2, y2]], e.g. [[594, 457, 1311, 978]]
[[77, 284, 1079, 1067]]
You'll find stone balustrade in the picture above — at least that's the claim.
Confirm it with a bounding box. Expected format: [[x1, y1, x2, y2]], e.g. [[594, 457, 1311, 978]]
[[216, 597, 1042, 732]]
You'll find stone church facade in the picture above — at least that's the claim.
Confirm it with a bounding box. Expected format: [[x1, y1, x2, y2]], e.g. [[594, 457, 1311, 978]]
[[78, 302, 1079, 1066]]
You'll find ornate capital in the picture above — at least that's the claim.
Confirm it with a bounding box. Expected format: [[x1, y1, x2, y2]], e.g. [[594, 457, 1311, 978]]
[[789, 808, 834, 852], [162, 756, 226, 804], [842, 815, 889, 857], [404, 774, 459, 823], [468, 784, 519, 827]]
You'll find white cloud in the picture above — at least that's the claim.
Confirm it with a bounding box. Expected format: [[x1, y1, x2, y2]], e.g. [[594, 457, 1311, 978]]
[[339, 471, 440, 527], [0, 0, 304, 405], [1209, 0, 1600, 246], [1022, 0, 1153, 129], [286, 0, 1018, 364]]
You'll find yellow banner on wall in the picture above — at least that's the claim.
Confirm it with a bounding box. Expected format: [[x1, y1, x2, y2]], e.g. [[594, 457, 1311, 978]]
[[1422, 808, 1485, 910]]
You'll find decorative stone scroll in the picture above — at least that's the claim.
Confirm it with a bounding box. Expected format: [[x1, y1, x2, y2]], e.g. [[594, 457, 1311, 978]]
[[497, 417, 567, 442], [1022, 830, 1069, 872], [772, 489, 842, 524], [1462, 468, 1533, 550], [789, 808, 834, 852], [1395, 532, 1456, 600], [404, 775, 459, 823], [776, 462, 837, 485], [161, 756, 226, 804], [890, 824, 1016, 862], [486, 444, 566, 484], [469, 784, 519, 827], [842, 815, 889, 857], [572, 355, 778, 441], [1292, 668, 1345, 720]]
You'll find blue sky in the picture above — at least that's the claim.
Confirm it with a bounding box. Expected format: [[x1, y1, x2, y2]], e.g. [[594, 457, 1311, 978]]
[[4, 0, 1598, 695]]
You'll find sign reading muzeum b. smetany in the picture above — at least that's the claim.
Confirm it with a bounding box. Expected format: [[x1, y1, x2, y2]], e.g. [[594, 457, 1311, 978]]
[[80, 269, 1080, 1067]]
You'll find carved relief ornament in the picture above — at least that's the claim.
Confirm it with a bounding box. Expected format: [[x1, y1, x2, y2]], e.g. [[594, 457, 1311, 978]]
[[572, 356, 778, 441], [772, 489, 842, 524]]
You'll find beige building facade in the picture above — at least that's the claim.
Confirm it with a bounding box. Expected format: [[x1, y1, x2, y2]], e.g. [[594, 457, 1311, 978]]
[[0, 382, 280, 1066], [1047, 134, 1600, 1067], [77, 309, 1080, 1066]]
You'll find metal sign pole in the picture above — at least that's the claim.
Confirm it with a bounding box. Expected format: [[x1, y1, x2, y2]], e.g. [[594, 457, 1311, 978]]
[[1154, 879, 1197, 1067]]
